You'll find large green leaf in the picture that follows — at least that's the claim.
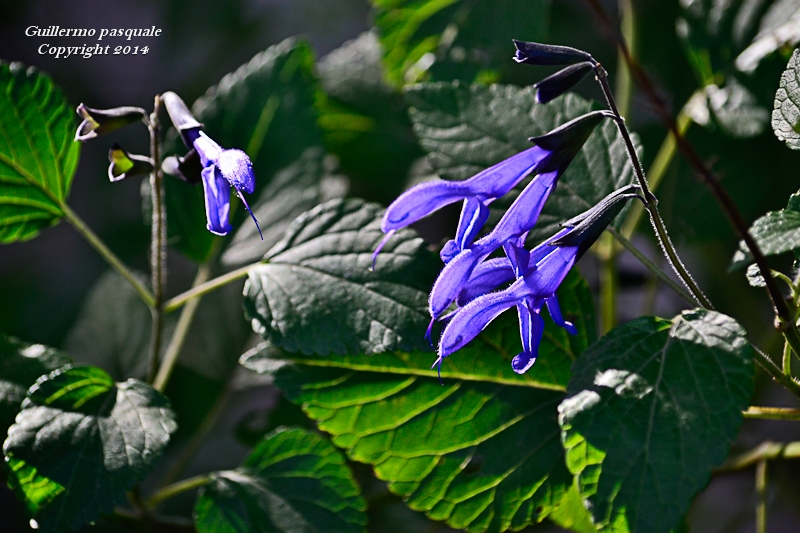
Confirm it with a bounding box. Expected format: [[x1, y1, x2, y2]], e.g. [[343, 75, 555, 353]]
[[772, 47, 800, 150], [64, 270, 250, 382], [3, 366, 177, 532], [243, 198, 441, 356], [195, 427, 367, 533], [405, 83, 638, 243], [241, 270, 596, 532], [221, 147, 348, 267], [165, 38, 323, 262], [0, 62, 79, 243], [370, 0, 549, 86], [559, 310, 754, 533], [730, 189, 800, 268], [0, 335, 71, 436]]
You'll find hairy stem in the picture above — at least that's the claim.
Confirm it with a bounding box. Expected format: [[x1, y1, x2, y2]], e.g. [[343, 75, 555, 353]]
[[164, 263, 255, 313], [594, 66, 712, 310], [145, 474, 212, 510], [615, 0, 636, 118], [148, 95, 167, 383], [153, 264, 212, 392], [744, 406, 800, 421], [756, 459, 768, 533], [61, 203, 155, 307]]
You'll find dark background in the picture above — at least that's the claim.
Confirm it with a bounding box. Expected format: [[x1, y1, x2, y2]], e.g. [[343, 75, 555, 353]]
[[2, 0, 800, 531]]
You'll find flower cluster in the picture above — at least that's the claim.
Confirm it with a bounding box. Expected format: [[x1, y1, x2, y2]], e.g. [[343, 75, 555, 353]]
[[374, 40, 641, 375]]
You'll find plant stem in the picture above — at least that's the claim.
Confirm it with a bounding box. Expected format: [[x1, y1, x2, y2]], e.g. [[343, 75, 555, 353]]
[[615, 0, 635, 118], [783, 339, 793, 378], [145, 474, 212, 509], [61, 202, 155, 307], [751, 345, 800, 397], [744, 406, 800, 421], [608, 228, 699, 307], [153, 264, 212, 393], [717, 441, 800, 472], [148, 95, 167, 384], [594, 65, 713, 310], [586, 0, 800, 370], [597, 232, 618, 334], [756, 458, 767, 533], [621, 94, 696, 239], [164, 263, 255, 313]]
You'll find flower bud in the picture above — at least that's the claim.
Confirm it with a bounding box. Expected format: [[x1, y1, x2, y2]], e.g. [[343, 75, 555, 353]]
[[75, 104, 146, 141], [107, 142, 153, 182]]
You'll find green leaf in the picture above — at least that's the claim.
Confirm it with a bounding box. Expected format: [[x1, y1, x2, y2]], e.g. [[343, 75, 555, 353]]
[[736, 0, 800, 73], [0, 61, 79, 243], [3, 365, 177, 532], [241, 270, 596, 532], [547, 482, 597, 533], [243, 198, 441, 356], [0, 335, 71, 436], [65, 270, 250, 383], [559, 309, 754, 533], [772, 47, 800, 150], [703, 80, 769, 138], [730, 190, 800, 268], [370, 0, 549, 86], [195, 427, 367, 533], [165, 38, 323, 262], [404, 83, 638, 242], [221, 147, 348, 267]]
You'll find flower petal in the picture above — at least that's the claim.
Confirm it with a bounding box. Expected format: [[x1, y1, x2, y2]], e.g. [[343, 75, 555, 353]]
[[456, 257, 516, 306], [201, 166, 233, 236], [192, 131, 223, 168], [217, 148, 256, 194], [512, 302, 545, 374], [545, 295, 577, 335], [454, 197, 490, 251]]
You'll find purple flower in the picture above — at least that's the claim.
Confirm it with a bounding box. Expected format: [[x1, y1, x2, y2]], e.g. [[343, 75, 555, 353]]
[[161, 91, 262, 239], [372, 111, 612, 267], [433, 184, 641, 375]]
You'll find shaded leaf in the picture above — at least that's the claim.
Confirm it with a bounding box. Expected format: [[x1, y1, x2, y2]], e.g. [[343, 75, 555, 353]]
[[165, 38, 323, 262], [370, 0, 549, 86], [404, 83, 638, 242], [0, 62, 79, 243], [730, 190, 800, 268], [221, 147, 348, 267], [704, 80, 769, 138], [547, 482, 596, 533], [559, 310, 754, 533], [0, 335, 71, 436], [737, 0, 800, 73], [772, 47, 800, 150], [241, 270, 596, 532], [195, 427, 367, 533], [3, 366, 176, 532], [243, 198, 440, 356]]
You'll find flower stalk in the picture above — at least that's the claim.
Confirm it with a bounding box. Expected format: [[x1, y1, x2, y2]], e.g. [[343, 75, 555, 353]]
[[148, 95, 167, 384]]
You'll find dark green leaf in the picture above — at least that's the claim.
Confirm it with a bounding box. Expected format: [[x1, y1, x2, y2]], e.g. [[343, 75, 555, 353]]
[[165, 38, 323, 262], [317, 31, 423, 203], [404, 83, 638, 242], [0, 335, 71, 436], [736, 0, 800, 73], [772, 47, 800, 150], [3, 366, 177, 532], [65, 270, 249, 382], [221, 147, 348, 267], [242, 270, 596, 532], [730, 190, 800, 268], [195, 427, 367, 533], [559, 310, 754, 533], [0, 62, 79, 243], [243, 198, 441, 356], [370, 0, 549, 86]]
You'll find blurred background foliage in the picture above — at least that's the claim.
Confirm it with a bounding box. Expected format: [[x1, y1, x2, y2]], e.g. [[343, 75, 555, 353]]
[[2, 0, 800, 531]]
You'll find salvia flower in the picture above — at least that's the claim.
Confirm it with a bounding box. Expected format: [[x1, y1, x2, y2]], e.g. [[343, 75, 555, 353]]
[[107, 142, 153, 182], [161, 91, 262, 239], [373, 110, 611, 268], [75, 104, 146, 142], [433, 184, 642, 375]]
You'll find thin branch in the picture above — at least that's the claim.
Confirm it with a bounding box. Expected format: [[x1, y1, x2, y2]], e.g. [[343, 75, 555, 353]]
[[164, 263, 255, 313], [148, 95, 166, 383], [61, 202, 155, 307], [744, 406, 800, 421], [145, 474, 212, 510], [716, 441, 800, 473]]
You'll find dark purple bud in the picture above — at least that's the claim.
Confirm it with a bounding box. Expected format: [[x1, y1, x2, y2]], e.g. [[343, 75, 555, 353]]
[[550, 183, 643, 259], [107, 142, 153, 182], [534, 61, 595, 104], [513, 40, 594, 67], [531, 110, 613, 174], [162, 150, 203, 185], [75, 104, 146, 141], [161, 91, 203, 147]]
